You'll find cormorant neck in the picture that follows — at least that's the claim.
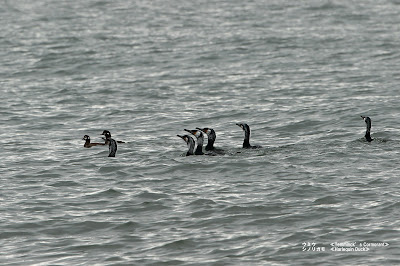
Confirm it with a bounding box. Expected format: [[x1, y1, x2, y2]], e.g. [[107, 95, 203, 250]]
[[243, 139, 251, 148], [365, 132, 373, 142], [206, 140, 214, 150], [205, 131, 215, 151], [187, 138, 195, 155], [209, 129, 216, 141], [243, 127, 251, 148], [365, 117, 372, 132], [85, 139, 90, 145], [195, 134, 204, 155], [365, 117, 372, 142]]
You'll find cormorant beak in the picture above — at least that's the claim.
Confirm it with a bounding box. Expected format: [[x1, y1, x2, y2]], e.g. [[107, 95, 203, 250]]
[[196, 127, 207, 134], [361, 116, 365, 120], [184, 129, 195, 135], [236, 123, 243, 129], [185, 129, 202, 137], [177, 135, 188, 143]]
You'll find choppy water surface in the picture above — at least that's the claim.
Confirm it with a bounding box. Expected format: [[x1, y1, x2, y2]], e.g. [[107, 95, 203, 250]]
[[1, 0, 400, 265]]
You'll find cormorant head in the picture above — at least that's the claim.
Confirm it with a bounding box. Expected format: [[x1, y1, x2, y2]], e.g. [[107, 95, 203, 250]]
[[82, 135, 90, 140], [361, 116, 370, 122], [236, 123, 250, 132], [177, 134, 193, 144], [196, 127, 211, 135], [361, 116, 371, 129], [184, 129, 203, 138]]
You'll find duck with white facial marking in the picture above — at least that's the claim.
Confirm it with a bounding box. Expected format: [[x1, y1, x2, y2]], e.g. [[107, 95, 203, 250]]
[[196, 127, 225, 154], [82, 135, 105, 148], [101, 130, 117, 157], [236, 123, 262, 149], [361, 116, 373, 142], [184, 129, 205, 155], [177, 134, 195, 156]]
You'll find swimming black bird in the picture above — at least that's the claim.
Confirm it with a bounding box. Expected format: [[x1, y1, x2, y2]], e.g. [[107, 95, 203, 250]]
[[101, 130, 125, 145], [361, 116, 373, 142], [101, 130, 117, 157], [184, 129, 204, 155], [236, 123, 262, 149], [177, 134, 195, 156], [196, 127, 225, 154], [82, 135, 105, 148]]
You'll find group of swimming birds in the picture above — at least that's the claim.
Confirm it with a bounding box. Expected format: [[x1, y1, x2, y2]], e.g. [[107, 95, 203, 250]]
[[83, 116, 374, 157], [177, 123, 262, 156]]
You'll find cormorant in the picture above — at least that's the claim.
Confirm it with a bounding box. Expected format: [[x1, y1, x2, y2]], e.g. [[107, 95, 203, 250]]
[[184, 129, 204, 155], [361, 116, 373, 142], [177, 134, 195, 156], [196, 127, 225, 154], [236, 123, 262, 149]]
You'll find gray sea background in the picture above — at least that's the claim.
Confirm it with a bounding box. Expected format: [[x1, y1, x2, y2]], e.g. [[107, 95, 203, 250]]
[[1, 0, 400, 265]]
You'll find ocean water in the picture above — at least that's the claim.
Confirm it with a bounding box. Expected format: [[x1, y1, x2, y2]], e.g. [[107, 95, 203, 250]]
[[1, 0, 400, 265]]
